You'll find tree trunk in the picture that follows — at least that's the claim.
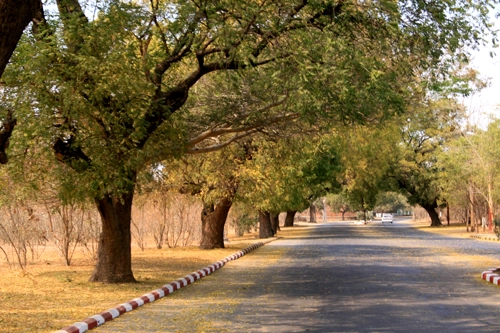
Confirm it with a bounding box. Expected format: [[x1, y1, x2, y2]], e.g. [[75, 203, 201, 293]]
[[89, 191, 136, 283], [270, 212, 280, 234], [422, 202, 442, 227], [284, 211, 296, 227], [341, 211, 345, 221], [446, 203, 450, 226], [0, 0, 43, 78], [199, 197, 233, 249], [309, 204, 316, 223], [259, 211, 274, 238], [488, 181, 494, 232], [0, 110, 16, 164]]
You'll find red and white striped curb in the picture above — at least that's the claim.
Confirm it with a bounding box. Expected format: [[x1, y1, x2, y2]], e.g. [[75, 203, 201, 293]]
[[54, 240, 275, 333], [471, 235, 500, 241], [482, 268, 500, 285]]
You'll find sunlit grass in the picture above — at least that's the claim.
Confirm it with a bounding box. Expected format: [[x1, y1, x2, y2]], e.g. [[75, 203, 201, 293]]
[[0, 232, 265, 333]]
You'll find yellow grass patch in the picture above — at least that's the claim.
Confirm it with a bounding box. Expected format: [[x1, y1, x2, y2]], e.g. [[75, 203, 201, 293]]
[[417, 222, 497, 240]]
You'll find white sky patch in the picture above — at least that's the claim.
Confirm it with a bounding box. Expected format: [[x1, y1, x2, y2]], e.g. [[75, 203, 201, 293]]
[[463, 6, 500, 128]]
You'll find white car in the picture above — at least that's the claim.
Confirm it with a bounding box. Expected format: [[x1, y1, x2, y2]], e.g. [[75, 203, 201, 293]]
[[381, 213, 393, 223]]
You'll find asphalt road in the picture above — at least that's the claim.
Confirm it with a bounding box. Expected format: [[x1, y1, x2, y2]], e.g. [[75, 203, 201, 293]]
[[94, 220, 500, 333]]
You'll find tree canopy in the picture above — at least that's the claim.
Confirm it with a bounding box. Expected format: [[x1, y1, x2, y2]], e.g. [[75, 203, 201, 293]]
[[0, 0, 496, 282]]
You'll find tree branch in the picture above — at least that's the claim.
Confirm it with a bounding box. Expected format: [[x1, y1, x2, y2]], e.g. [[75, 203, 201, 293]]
[[187, 96, 290, 146], [186, 112, 300, 154], [186, 129, 260, 154]]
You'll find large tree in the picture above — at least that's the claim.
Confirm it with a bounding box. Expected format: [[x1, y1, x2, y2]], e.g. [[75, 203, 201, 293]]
[[388, 98, 465, 226], [336, 124, 399, 220], [0, 0, 44, 164], [2, 0, 495, 283], [239, 135, 344, 236], [0, 0, 43, 78]]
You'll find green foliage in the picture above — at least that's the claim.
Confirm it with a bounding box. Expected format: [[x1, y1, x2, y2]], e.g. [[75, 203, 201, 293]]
[[230, 202, 259, 237], [374, 192, 410, 213], [439, 119, 500, 212], [1, 0, 494, 202], [238, 135, 342, 214], [0, 0, 496, 280], [336, 123, 400, 212], [389, 97, 464, 209], [326, 193, 351, 214]]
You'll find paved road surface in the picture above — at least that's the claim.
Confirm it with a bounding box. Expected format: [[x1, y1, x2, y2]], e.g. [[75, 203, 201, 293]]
[[94, 220, 500, 332]]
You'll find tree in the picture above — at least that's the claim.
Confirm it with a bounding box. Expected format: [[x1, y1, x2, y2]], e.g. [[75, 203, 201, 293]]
[[373, 192, 410, 214], [0, 0, 45, 164], [239, 135, 342, 235], [440, 120, 500, 231], [334, 123, 400, 220], [170, 143, 249, 249], [3, 0, 495, 283], [326, 193, 352, 221], [0, 0, 44, 78], [388, 98, 465, 226]]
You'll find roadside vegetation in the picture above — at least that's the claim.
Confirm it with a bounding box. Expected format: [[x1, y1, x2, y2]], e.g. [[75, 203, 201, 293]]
[[0, 0, 499, 330]]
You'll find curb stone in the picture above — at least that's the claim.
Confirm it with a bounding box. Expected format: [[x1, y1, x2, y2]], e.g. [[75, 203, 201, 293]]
[[54, 237, 277, 333], [481, 268, 500, 286], [470, 235, 499, 242]]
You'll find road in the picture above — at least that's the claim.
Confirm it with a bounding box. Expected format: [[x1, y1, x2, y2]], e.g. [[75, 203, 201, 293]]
[[94, 219, 500, 333]]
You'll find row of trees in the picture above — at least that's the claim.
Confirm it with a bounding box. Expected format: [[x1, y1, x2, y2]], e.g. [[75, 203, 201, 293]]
[[0, 0, 496, 282], [439, 119, 500, 231]]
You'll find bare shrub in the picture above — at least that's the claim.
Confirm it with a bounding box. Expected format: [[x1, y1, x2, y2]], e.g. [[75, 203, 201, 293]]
[[167, 194, 201, 247], [131, 215, 147, 251], [133, 192, 202, 249], [0, 203, 46, 270], [79, 209, 101, 261], [44, 200, 87, 266], [229, 202, 259, 237]]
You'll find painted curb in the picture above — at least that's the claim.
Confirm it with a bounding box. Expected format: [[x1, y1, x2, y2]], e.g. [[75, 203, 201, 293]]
[[481, 268, 500, 286], [470, 235, 500, 242], [54, 238, 277, 333]]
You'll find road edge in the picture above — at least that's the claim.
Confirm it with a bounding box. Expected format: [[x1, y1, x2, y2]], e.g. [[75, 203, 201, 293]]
[[53, 237, 278, 333], [481, 268, 500, 286]]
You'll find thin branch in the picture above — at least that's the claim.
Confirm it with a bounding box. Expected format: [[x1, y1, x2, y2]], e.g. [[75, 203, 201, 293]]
[[187, 112, 300, 154], [186, 129, 260, 154], [187, 97, 289, 146]]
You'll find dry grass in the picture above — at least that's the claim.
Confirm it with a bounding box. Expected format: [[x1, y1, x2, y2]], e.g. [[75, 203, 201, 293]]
[[416, 221, 497, 240], [0, 231, 267, 333]]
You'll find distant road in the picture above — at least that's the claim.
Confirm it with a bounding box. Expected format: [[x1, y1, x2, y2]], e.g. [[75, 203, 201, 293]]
[[94, 222, 500, 333]]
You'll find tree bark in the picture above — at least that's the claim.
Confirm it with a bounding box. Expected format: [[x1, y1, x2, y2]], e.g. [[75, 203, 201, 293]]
[[0, 0, 43, 78], [199, 197, 233, 249], [284, 211, 296, 227], [309, 204, 316, 223], [270, 212, 280, 234], [341, 210, 345, 221], [0, 110, 16, 164], [488, 181, 493, 232], [0, 0, 42, 164], [446, 203, 450, 226], [259, 211, 274, 238], [89, 191, 136, 283], [422, 202, 442, 227]]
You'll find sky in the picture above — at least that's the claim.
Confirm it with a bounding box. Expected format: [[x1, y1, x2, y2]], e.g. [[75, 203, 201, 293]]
[[464, 8, 500, 127]]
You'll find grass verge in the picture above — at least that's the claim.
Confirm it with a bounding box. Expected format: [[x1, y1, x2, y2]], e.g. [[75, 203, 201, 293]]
[[0, 233, 268, 333]]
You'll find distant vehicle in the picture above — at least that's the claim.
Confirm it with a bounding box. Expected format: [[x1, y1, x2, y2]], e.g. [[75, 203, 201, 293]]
[[381, 213, 393, 223]]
